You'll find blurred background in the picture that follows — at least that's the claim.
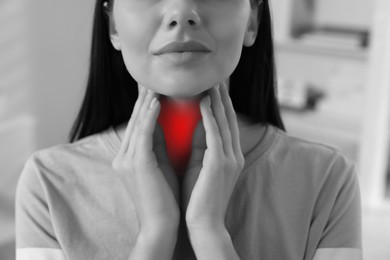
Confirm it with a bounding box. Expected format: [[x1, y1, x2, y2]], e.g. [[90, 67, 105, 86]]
[[0, 0, 389, 259]]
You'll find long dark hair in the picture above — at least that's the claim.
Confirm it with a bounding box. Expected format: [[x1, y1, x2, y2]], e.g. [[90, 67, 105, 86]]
[[69, 0, 285, 142]]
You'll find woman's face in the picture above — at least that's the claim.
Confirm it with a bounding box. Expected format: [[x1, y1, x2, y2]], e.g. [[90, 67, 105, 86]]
[[109, 0, 259, 98]]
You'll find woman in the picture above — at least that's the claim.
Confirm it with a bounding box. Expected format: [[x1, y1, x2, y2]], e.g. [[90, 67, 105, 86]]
[[15, 0, 362, 259]]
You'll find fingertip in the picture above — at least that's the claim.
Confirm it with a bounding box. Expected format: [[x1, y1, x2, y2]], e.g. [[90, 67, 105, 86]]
[[149, 98, 161, 120], [200, 97, 212, 121], [201, 96, 211, 108], [150, 97, 158, 109], [138, 85, 148, 99], [220, 82, 228, 94]]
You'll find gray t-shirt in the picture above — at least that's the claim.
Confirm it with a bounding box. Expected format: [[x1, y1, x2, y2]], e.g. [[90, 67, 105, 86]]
[[15, 125, 362, 260]]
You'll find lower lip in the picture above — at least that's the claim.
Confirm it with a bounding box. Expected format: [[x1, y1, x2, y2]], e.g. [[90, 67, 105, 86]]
[[156, 51, 210, 64]]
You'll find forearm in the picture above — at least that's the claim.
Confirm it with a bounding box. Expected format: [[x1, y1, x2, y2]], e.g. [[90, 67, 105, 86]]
[[128, 227, 178, 260], [188, 225, 241, 260]]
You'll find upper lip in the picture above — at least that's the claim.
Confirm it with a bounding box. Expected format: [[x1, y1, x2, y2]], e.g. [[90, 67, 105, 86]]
[[154, 41, 211, 55]]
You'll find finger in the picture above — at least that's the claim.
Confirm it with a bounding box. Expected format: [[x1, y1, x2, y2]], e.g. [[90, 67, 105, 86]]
[[137, 95, 161, 156], [128, 90, 157, 158], [153, 124, 171, 164], [187, 121, 206, 168], [200, 95, 223, 155], [129, 89, 156, 157], [187, 147, 205, 168], [191, 120, 206, 149], [210, 84, 233, 157], [219, 82, 242, 157], [119, 86, 147, 155]]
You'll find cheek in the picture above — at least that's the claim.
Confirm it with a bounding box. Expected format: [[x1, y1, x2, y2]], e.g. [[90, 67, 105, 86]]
[[115, 13, 153, 83], [120, 35, 147, 80], [112, 2, 251, 94], [217, 30, 246, 71], [213, 12, 249, 76]]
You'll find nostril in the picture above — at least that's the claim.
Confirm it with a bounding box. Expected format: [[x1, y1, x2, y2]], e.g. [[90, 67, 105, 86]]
[[168, 19, 197, 28]]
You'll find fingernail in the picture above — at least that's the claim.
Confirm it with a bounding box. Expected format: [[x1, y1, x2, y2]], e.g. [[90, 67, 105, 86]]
[[205, 96, 211, 107], [150, 97, 158, 108]]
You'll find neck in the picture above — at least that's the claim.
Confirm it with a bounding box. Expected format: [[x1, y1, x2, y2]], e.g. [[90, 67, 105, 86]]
[[159, 92, 206, 107], [157, 95, 203, 175], [159, 79, 229, 106], [114, 87, 268, 170]]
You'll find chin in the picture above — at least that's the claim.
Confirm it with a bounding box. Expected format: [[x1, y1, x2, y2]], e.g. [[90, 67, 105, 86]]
[[156, 82, 209, 98]]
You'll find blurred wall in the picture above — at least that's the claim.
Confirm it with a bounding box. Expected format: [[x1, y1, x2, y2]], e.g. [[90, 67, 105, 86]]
[[315, 0, 373, 30], [31, 0, 95, 148], [0, 1, 95, 258]]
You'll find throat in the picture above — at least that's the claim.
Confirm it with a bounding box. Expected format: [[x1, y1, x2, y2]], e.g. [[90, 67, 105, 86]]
[[157, 96, 202, 176]]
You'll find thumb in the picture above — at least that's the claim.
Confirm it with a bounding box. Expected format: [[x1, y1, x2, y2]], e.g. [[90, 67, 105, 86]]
[[188, 121, 206, 168], [153, 123, 170, 164]]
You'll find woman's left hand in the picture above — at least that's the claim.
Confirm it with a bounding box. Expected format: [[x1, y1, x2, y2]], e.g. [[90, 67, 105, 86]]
[[182, 83, 245, 232]]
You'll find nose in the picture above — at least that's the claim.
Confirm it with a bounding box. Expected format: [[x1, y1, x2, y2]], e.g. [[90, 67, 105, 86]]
[[163, 3, 201, 30]]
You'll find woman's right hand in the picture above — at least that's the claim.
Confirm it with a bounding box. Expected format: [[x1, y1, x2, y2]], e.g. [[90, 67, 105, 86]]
[[112, 85, 180, 235]]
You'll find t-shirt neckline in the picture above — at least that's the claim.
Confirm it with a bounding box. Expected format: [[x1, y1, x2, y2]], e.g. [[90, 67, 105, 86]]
[[102, 123, 279, 174]]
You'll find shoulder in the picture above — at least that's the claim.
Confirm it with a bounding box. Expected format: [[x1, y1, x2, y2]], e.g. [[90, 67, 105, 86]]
[[18, 129, 115, 189], [37, 129, 112, 165], [269, 126, 357, 175], [36, 130, 110, 163], [242, 125, 359, 195], [274, 126, 348, 158], [231, 125, 362, 253], [266, 127, 360, 210]]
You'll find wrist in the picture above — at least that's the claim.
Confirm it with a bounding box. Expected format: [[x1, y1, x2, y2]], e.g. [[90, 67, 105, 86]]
[[130, 226, 178, 260], [187, 221, 225, 235], [188, 225, 241, 260], [188, 223, 226, 243], [141, 222, 179, 241], [142, 212, 180, 234]]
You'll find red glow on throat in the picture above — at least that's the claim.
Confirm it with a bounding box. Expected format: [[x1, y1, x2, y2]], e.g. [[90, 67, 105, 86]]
[[157, 98, 201, 176]]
